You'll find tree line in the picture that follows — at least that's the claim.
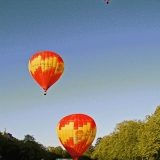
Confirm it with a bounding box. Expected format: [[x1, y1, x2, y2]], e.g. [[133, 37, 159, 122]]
[[1, 106, 160, 160], [90, 105, 160, 160], [0, 133, 91, 160], [0, 134, 70, 160]]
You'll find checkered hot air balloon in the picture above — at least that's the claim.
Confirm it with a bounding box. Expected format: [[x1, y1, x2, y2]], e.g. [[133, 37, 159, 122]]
[[56, 114, 97, 160], [28, 51, 64, 95]]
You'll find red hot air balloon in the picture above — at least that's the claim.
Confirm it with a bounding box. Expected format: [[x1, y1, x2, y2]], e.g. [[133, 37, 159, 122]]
[[56, 114, 97, 160], [28, 51, 64, 95]]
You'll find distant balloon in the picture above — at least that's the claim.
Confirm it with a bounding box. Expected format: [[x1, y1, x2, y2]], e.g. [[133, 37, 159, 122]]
[[28, 51, 64, 95], [56, 114, 97, 160], [104, 0, 109, 4]]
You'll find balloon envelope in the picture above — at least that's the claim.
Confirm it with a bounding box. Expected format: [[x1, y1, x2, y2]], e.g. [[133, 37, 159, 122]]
[[56, 114, 97, 160], [28, 51, 64, 95]]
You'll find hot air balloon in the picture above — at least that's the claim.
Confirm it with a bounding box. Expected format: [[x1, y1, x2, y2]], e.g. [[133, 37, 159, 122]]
[[104, 0, 109, 4], [56, 114, 97, 160], [28, 51, 64, 95]]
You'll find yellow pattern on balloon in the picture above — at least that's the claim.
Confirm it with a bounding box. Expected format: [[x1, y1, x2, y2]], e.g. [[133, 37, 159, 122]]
[[57, 122, 96, 145], [28, 56, 58, 74]]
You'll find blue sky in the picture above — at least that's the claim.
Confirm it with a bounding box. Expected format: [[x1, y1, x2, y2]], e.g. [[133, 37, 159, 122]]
[[0, 0, 160, 148]]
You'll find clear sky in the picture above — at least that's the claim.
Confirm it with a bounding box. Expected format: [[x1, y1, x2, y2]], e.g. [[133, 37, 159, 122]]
[[0, 0, 160, 148]]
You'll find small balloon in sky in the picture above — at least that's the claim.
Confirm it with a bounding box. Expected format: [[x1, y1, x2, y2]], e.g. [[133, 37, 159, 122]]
[[104, 0, 110, 4], [28, 51, 64, 95], [56, 113, 97, 160]]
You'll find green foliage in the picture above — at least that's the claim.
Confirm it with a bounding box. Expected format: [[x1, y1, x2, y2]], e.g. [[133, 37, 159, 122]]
[[3, 139, 20, 160], [53, 146, 63, 155], [79, 155, 92, 160], [61, 150, 71, 158], [137, 106, 160, 159], [20, 141, 41, 160], [23, 134, 35, 143], [94, 137, 102, 147], [0, 134, 63, 160], [91, 106, 160, 160]]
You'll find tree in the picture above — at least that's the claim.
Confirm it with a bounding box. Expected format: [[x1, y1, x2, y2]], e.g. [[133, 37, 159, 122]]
[[83, 145, 94, 157], [113, 120, 140, 160], [61, 150, 71, 158], [92, 120, 141, 160], [94, 137, 102, 147], [23, 134, 35, 143], [137, 106, 160, 159], [91, 136, 110, 160], [0, 134, 21, 160]]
